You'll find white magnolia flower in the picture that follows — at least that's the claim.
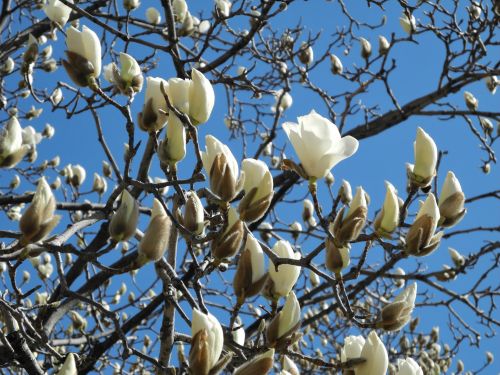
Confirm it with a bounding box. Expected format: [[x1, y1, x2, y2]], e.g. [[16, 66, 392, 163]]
[[283, 355, 300, 375], [158, 113, 186, 166], [138, 198, 172, 262], [44, 0, 73, 26], [172, 0, 188, 23], [408, 127, 437, 187], [379, 283, 417, 331], [188, 68, 215, 124], [139, 76, 169, 131], [146, 7, 161, 24], [57, 353, 77, 375], [103, 63, 116, 83], [180, 191, 205, 235], [268, 240, 301, 298], [374, 181, 400, 236], [438, 171, 465, 227], [215, 0, 231, 17], [66, 25, 102, 78], [190, 309, 224, 373], [109, 190, 139, 242], [360, 37, 372, 59], [273, 90, 293, 112], [119, 52, 142, 89], [283, 110, 358, 180], [396, 357, 423, 375], [233, 234, 267, 301], [341, 335, 365, 362], [400, 12, 416, 34], [266, 291, 301, 347], [239, 158, 273, 223], [202, 135, 244, 202], [355, 331, 388, 375], [0, 117, 30, 168], [464, 91, 478, 111], [232, 325, 245, 346]]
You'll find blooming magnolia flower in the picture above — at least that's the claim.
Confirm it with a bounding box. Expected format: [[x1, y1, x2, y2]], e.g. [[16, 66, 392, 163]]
[[355, 331, 388, 375], [178, 191, 205, 235], [140, 76, 169, 132], [330, 54, 343, 74], [0, 117, 30, 168], [234, 349, 274, 375], [57, 353, 77, 375], [158, 113, 186, 166], [44, 0, 73, 26], [63, 25, 102, 86], [400, 12, 416, 34], [341, 335, 365, 362], [138, 199, 172, 262], [19, 177, 60, 245], [146, 7, 161, 24], [215, 0, 231, 17], [396, 357, 423, 375], [407, 127, 437, 188], [378, 283, 417, 331], [109, 190, 139, 242], [211, 207, 244, 259], [202, 135, 244, 202], [113, 52, 143, 95], [238, 158, 273, 223], [438, 171, 466, 227], [282, 110, 358, 180], [233, 234, 268, 302], [374, 181, 400, 236], [266, 291, 301, 348], [378, 35, 390, 54], [189, 309, 223, 374], [405, 193, 443, 256], [268, 240, 301, 298]]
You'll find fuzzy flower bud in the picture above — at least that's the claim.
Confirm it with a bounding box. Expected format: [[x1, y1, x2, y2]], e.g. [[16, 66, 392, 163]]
[[211, 207, 244, 260], [238, 158, 273, 223], [109, 190, 139, 242], [438, 171, 466, 227], [189, 309, 224, 374], [378, 283, 417, 331], [138, 199, 172, 262]]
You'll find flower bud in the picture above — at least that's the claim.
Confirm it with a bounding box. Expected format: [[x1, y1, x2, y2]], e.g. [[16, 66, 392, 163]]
[[113, 52, 143, 96], [124, 0, 140, 11], [302, 199, 314, 223], [377, 283, 417, 331], [51, 177, 61, 190], [138, 199, 172, 262], [10, 175, 20, 189], [273, 90, 293, 112], [378, 35, 390, 55], [448, 247, 465, 267], [172, 0, 188, 23], [63, 26, 102, 86], [266, 291, 301, 349], [298, 42, 314, 65], [215, 0, 231, 18], [468, 2, 482, 20], [109, 190, 139, 242], [238, 158, 273, 223], [330, 54, 343, 74], [479, 117, 493, 136], [268, 240, 301, 299], [399, 12, 416, 34], [92, 173, 107, 195], [325, 240, 350, 274], [102, 160, 112, 177], [189, 309, 224, 374], [394, 267, 405, 288], [138, 77, 168, 132], [360, 37, 372, 59], [259, 222, 273, 242], [178, 191, 205, 236], [339, 179, 352, 205], [57, 353, 77, 375], [395, 357, 423, 375], [202, 135, 244, 202], [463, 91, 478, 111], [232, 323, 245, 346], [233, 234, 268, 302], [289, 221, 302, 241], [407, 127, 437, 188], [68, 164, 86, 187], [330, 186, 368, 245], [0, 116, 31, 168], [158, 113, 187, 166], [438, 171, 466, 227], [44, 0, 73, 26], [189, 68, 215, 125], [167, 77, 190, 113], [405, 193, 443, 256], [374, 181, 400, 237], [19, 177, 60, 245], [211, 207, 244, 260], [309, 270, 320, 287], [485, 76, 497, 94], [354, 331, 388, 375], [1, 57, 15, 74], [234, 349, 274, 375], [146, 7, 161, 24]]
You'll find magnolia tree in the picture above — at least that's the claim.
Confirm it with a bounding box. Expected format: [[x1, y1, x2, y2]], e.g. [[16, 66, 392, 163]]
[[0, 0, 499, 374]]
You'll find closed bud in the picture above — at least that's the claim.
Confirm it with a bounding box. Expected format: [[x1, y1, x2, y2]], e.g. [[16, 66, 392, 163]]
[[233, 234, 268, 302], [399, 12, 416, 34], [124, 0, 140, 11], [325, 239, 350, 274], [2, 57, 15, 74], [354, 331, 388, 375], [10, 175, 20, 189], [266, 291, 301, 349], [395, 357, 423, 375], [158, 113, 187, 167], [331, 186, 368, 244], [394, 267, 405, 288], [138, 199, 172, 262], [438, 171, 466, 227], [486, 351, 494, 364], [377, 283, 417, 331], [146, 7, 161, 25], [302, 199, 314, 223], [479, 117, 493, 135], [448, 247, 465, 267], [298, 42, 314, 65], [378, 35, 390, 54], [325, 171, 334, 186], [178, 12, 195, 36], [50, 88, 63, 106], [468, 3, 482, 20], [70, 311, 87, 331], [215, 0, 231, 18], [211, 207, 244, 260], [463, 91, 478, 111], [189, 309, 224, 375], [23, 34, 39, 66], [405, 193, 442, 256], [51, 177, 61, 190], [44, 0, 73, 26], [19, 177, 60, 245], [273, 90, 293, 112], [92, 173, 107, 195], [289, 221, 302, 241], [41, 58, 58, 72], [202, 135, 244, 202], [309, 270, 320, 287], [0, 116, 31, 169], [138, 77, 168, 132], [485, 76, 497, 95], [330, 54, 343, 74], [102, 160, 112, 177], [109, 190, 139, 242], [238, 158, 273, 223], [339, 179, 352, 205], [56, 353, 77, 375], [179, 191, 205, 235], [407, 127, 437, 188], [359, 37, 372, 59], [259, 222, 273, 242], [234, 349, 274, 375], [189, 68, 215, 125], [374, 181, 400, 237], [268, 240, 301, 299]]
